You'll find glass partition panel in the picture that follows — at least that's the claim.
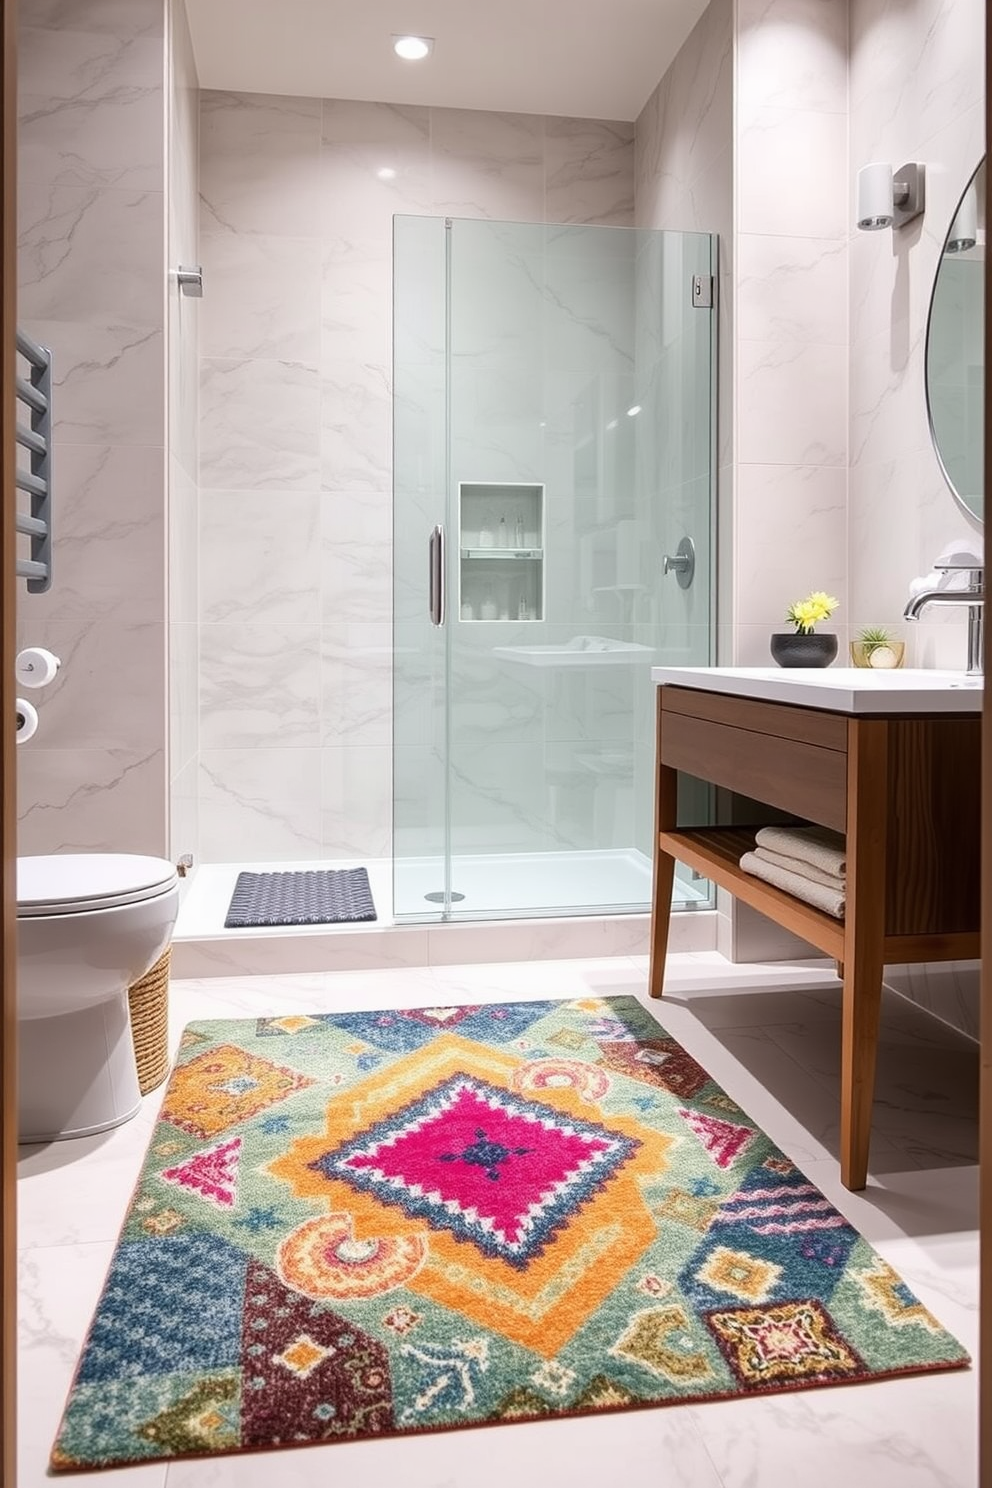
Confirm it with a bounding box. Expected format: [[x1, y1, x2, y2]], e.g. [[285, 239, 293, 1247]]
[[394, 216, 716, 922]]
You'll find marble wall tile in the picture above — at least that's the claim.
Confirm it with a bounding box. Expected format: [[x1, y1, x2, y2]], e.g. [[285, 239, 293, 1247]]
[[319, 359, 392, 493], [22, 443, 164, 623], [734, 464, 848, 627], [737, 0, 848, 113], [669, 0, 735, 193], [322, 237, 393, 370], [544, 118, 636, 227], [322, 745, 392, 859], [18, 183, 163, 325], [200, 490, 321, 624], [16, 2, 169, 862], [430, 108, 546, 224], [199, 623, 321, 750], [200, 90, 320, 237], [199, 748, 323, 861], [850, 0, 982, 158], [14, 619, 166, 752], [847, 454, 934, 628], [20, 0, 161, 36], [200, 231, 321, 363], [738, 106, 848, 240], [22, 317, 164, 447], [321, 623, 392, 746], [737, 234, 847, 343], [320, 488, 392, 625], [849, 324, 930, 469], [18, 24, 164, 192], [738, 339, 848, 466], [16, 746, 167, 854], [321, 100, 431, 239], [200, 357, 321, 491]]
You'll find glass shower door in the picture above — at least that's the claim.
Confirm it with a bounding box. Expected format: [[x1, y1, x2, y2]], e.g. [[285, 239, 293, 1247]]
[[392, 215, 451, 918], [393, 216, 716, 922]]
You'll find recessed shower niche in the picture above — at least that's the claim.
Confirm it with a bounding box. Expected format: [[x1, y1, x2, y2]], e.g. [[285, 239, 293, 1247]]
[[458, 482, 544, 622]]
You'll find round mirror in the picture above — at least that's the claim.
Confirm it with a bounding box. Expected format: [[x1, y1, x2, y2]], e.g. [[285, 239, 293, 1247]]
[[925, 159, 985, 523]]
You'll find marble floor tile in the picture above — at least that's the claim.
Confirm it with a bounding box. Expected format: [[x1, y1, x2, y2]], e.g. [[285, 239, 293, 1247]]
[[15, 952, 977, 1488]]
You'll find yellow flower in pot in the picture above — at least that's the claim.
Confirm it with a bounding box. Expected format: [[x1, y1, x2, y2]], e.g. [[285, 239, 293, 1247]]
[[771, 591, 840, 667]]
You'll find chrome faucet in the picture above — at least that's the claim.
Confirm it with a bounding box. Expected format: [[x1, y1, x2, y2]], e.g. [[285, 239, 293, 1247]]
[[903, 563, 985, 675]]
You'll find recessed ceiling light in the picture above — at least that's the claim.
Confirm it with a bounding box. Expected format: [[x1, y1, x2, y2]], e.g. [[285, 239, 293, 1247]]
[[377, 167, 397, 180], [626, 404, 642, 417], [393, 34, 433, 61]]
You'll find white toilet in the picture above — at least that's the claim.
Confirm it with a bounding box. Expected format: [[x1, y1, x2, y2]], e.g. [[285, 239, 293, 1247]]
[[17, 854, 180, 1142]]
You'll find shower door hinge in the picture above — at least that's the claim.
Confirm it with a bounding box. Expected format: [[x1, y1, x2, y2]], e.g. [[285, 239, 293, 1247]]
[[691, 273, 713, 308]]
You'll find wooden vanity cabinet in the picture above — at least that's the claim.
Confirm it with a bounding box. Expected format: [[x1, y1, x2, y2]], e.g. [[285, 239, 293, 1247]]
[[649, 684, 981, 1191]]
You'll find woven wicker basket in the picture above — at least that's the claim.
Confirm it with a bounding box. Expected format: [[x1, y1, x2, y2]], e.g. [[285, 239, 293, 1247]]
[[127, 946, 171, 1096]]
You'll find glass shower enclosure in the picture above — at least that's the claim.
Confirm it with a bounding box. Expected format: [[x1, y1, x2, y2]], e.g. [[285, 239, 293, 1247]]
[[393, 216, 716, 922]]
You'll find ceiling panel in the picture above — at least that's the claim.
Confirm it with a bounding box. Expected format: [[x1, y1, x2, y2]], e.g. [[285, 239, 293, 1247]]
[[184, 0, 709, 121]]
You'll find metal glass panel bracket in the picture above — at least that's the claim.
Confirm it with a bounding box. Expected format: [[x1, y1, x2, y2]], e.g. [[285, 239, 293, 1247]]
[[15, 330, 53, 593]]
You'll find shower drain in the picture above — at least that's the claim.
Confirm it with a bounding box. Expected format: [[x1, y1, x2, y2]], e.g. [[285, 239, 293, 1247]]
[[424, 890, 466, 903]]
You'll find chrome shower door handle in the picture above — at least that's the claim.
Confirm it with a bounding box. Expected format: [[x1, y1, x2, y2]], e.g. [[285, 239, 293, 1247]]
[[428, 524, 446, 626]]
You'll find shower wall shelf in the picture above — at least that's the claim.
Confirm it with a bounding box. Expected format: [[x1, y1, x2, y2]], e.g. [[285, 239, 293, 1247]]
[[457, 481, 545, 622], [15, 329, 53, 593]]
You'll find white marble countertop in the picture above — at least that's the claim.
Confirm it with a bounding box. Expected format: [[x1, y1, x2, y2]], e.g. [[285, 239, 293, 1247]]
[[651, 665, 984, 715]]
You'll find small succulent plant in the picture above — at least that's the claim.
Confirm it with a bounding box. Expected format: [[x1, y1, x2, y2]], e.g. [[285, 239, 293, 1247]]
[[858, 626, 893, 654], [856, 625, 903, 669]]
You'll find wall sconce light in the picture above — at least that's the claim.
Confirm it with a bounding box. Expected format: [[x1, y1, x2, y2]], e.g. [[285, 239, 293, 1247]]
[[856, 161, 926, 231], [946, 183, 978, 253]]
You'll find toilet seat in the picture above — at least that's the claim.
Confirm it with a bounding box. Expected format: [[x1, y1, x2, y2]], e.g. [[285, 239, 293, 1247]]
[[17, 854, 179, 918]]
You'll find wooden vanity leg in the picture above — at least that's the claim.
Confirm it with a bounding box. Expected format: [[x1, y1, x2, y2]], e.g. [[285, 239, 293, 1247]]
[[839, 718, 888, 1191], [649, 690, 678, 999]]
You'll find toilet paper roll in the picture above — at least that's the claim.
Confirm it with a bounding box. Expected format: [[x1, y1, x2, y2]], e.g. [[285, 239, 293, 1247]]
[[15, 646, 60, 688], [15, 697, 38, 744]]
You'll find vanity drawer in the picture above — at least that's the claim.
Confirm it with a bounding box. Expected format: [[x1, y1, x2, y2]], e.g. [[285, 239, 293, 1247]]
[[659, 691, 848, 832], [662, 686, 848, 752]]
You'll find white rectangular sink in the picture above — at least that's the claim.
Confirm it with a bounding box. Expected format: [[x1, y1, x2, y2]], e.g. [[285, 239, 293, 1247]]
[[651, 665, 983, 714], [495, 636, 654, 668]]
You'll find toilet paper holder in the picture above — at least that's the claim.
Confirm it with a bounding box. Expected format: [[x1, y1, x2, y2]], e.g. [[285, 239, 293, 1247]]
[[16, 646, 60, 688]]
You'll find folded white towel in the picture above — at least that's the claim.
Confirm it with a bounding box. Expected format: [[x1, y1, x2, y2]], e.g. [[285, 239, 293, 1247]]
[[754, 825, 846, 879], [740, 851, 845, 919], [754, 845, 845, 890]]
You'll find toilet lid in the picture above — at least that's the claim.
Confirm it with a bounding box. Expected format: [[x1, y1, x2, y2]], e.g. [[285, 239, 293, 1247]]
[[17, 854, 179, 916]]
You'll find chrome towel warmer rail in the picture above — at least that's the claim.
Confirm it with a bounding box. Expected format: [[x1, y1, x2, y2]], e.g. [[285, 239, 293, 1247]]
[[15, 329, 53, 593]]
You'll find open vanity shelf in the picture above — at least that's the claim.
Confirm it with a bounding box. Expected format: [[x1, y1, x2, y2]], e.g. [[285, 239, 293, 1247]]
[[649, 681, 981, 1193], [458, 482, 544, 622]]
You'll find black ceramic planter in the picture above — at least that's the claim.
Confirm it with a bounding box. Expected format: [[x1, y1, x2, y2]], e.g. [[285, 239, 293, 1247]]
[[769, 631, 838, 668]]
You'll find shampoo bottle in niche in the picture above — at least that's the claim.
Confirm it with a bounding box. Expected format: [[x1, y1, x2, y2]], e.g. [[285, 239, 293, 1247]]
[[497, 516, 508, 548], [514, 512, 525, 548], [479, 584, 498, 622], [478, 510, 495, 548]]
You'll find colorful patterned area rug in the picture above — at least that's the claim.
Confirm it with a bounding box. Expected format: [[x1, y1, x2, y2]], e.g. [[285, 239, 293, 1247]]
[[51, 996, 969, 1471]]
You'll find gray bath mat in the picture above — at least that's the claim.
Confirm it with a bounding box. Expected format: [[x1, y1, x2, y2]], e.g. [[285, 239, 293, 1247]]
[[224, 868, 377, 927]]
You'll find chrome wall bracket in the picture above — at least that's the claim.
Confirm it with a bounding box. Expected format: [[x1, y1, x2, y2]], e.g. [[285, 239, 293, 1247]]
[[177, 265, 203, 297], [663, 536, 696, 590]]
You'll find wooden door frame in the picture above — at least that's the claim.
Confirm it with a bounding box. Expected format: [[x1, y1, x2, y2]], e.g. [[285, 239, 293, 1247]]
[[1, 0, 16, 1480]]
